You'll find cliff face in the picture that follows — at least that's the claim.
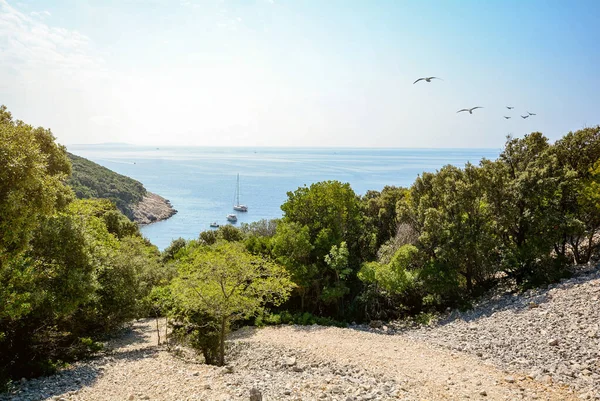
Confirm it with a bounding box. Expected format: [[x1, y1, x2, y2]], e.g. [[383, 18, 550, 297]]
[[131, 192, 178, 225]]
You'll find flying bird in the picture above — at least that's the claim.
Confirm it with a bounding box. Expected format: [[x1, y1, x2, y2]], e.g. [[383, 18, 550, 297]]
[[527, 111, 536, 116], [457, 107, 483, 114], [413, 77, 442, 84], [506, 106, 514, 110], [521, 115, 530, 119], [504, 116, 511, 119]]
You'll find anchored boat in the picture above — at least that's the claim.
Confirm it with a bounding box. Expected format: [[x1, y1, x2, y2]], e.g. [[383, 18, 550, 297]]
[[233, 173, 248, 212]]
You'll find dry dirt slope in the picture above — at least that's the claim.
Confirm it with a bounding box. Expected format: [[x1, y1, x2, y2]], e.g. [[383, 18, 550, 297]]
[[2, 322, 578, 401], [4, 268, 599, 401]]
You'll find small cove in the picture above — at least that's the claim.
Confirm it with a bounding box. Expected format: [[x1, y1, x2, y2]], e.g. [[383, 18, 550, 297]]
[[68, 145, 500, 249]]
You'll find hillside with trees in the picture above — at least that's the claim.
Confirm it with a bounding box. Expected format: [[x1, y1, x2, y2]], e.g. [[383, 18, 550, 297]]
[[2, 103, 599, 397], [0, 106, 173, 388], [66, 153, 147, 220]]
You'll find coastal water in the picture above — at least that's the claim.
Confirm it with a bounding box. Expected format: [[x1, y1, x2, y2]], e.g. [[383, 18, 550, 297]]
[[68, 145, 500, 250]]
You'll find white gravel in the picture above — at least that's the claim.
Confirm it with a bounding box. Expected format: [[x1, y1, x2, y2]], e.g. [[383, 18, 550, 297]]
[[3, 267, 598, 401], [404, 266, 600, 399]]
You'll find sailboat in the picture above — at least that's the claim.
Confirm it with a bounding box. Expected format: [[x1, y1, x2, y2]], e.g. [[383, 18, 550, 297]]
[[232, 173, 248, 212]]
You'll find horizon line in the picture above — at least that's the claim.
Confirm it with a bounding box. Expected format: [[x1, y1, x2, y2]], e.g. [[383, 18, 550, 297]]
[[65, 142, 502, 151]]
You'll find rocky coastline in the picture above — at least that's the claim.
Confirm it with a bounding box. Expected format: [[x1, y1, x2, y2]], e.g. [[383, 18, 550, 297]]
[[132, 192, 177, 225]]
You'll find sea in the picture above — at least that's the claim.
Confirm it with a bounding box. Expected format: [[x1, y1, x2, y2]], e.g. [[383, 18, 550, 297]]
[[67, 145, 500, 250]]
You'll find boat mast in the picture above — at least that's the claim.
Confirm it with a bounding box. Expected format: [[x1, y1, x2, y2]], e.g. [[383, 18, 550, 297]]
[[236, 174, 240, 206]]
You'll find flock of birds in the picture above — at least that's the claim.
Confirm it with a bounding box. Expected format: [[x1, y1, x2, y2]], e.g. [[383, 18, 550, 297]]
[[413, 76, 537, 119]]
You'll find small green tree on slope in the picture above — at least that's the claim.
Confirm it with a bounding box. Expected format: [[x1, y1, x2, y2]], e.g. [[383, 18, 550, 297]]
[[171, 241, 294, 366]]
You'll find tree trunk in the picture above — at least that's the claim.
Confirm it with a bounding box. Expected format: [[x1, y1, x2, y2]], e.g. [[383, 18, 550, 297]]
[[466, 271, 473, 293], [165, 317, 169, 348], [584, 232, 595, 264], [155, 313, 161, 346], [219, 317, 227, 366]]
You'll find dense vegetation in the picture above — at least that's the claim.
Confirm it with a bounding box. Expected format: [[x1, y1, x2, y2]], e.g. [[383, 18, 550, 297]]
[[67, 152, 147, 220], [2, 103, 599, 384], [161, 128, 600, 330], [0, 106, 169, 388]]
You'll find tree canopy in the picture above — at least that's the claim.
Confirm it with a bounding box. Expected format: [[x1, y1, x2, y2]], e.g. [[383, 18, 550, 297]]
[[170, 241, 294, 365]]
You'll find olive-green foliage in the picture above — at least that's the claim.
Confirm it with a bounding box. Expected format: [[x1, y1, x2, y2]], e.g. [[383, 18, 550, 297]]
[[376, 223, 419, 265], [242, 219, 279, 256], [0, 105, 72, 269], [169, 310, 221, 365], [240, 219, 279, 237], [360, 129, 600, 315], [360, 186, 408, 259], [481, 133, 567, 284], [67, 152, 146, 220], [271, 221, 315, 310], [359, 245, 418, 296], [404, 163, 499, 294], [1, 198, 165, 385], [550, 127, 600, 264], [0, 107, 165, 387], [216, 225, 244, 242], [357, 245, 422, 319], [162, 237, 187, 262], [198, 225, 244, 246], [169, 241, 294, 366], [199, 230, 219, 245], [279, 181, 363, 316]]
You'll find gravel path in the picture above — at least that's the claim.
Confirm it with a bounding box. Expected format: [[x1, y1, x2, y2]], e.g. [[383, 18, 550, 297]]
[[2, 320, 578, 401], [405, 267, 600, 399], [3, 268, 599, 401]]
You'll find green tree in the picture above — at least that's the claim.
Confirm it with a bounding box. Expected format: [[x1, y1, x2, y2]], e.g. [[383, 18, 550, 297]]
[[481, 133, 564, 283], [163, 238, 187, 262], [359, 245, 418, 296], [171, 241, 294, 365], [280, 181, 363, 316], [216, 225, 244, 242], [551, 126, 600, 263], [0, 105, 72, 268], [398, 164, 499, 303], [271, 222, 315, 310], [361, 186, 408, 257], [322, 242, 351, 314]]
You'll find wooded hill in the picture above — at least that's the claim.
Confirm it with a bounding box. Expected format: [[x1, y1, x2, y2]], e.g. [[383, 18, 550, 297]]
[[67, 153, 146, 220]]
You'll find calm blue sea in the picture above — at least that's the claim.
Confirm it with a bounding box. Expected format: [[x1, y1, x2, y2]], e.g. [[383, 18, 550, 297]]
[[67, 145, 500, 250]]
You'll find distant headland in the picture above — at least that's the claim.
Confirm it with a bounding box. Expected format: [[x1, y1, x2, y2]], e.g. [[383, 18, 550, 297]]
[[67, 152, 177, 225]]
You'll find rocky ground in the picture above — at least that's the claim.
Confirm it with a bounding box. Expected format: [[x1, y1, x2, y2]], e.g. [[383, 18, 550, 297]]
[[132, 192, 177, 225], [404, 266, 600, 400], [2, 267, 598, 401]]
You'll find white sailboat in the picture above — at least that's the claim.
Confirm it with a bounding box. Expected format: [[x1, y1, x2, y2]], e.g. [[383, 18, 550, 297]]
[[233, 173, 248, 212]]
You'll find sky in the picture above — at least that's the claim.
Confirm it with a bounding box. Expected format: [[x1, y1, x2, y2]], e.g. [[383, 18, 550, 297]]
[[1, 0, 599, 148]]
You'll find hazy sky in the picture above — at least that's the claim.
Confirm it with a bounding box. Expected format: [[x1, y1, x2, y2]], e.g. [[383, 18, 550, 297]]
[[1, 0, 599, 147]]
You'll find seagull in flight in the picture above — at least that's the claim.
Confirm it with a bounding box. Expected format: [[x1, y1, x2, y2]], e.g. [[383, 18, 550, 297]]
[[506, 106, 514, 110], [504, 116, 511, 119], [457, 107, 483, 114], [527, 111, 536, 116], [521, 115, 530, 119], [413, 77, 442, 84]]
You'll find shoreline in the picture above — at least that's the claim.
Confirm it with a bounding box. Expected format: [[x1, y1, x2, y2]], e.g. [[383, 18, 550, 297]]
[[132, 192, 177, 225]]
